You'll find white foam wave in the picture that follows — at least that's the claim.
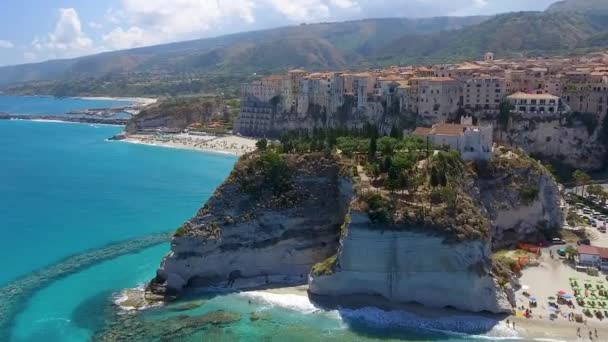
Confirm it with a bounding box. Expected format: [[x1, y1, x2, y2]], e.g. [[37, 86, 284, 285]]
[[338, 307, 520, 340], [239, 291, 320, 314]]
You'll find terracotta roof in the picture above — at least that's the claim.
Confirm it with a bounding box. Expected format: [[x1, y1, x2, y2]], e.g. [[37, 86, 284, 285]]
[[432, 123, 466, 136], [413, 127, 431, 136], [578, 245, 599, 255]]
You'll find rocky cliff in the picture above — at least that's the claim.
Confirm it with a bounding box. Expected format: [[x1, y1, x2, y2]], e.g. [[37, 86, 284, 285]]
[[150, 152, 352, 295], [126, 96, 227, 133], [485, 115, 606, 171], [477, 147, 564, 249], [149, 145, 562, 314], [308, 212, 514, 313]]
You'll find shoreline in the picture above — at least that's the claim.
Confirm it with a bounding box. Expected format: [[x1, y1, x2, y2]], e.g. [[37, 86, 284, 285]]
[[117, 133, 257, 156], [76, 96, 158, 106], [258, 286, 603, 341]]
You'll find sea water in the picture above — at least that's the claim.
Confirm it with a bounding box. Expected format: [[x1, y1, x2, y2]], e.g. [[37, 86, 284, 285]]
[[0, 95, 132, 116], [0, 98, 520, 341]]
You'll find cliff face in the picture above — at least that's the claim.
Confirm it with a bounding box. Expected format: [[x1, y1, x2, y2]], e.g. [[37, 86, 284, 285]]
[[308, 212, 514, 313], [126, 96, 227, 133], [477, 147, 564, 249], [151, 153, 353, 294], [150, 147, 561, 314], [488, 117, 606, 170]]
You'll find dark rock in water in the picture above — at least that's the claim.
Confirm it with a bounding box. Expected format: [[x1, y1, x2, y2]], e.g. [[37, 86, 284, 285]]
[[93, 310, 241, 341], [166, 299, 206, 312], [109, 132, 127, 141]]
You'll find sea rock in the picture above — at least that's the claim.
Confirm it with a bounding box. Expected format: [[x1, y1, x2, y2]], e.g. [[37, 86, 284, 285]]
[[150, 154, 353, 295]]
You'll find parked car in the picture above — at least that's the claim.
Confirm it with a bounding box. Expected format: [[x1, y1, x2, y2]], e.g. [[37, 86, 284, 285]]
[[577, 239, 591, 246], [551, 238, 567, 245]]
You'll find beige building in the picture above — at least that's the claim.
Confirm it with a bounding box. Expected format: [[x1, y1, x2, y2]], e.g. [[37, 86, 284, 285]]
[[411, 77, 460, 122], [507, 92, 563, 115], [462, 75, 506, 112]]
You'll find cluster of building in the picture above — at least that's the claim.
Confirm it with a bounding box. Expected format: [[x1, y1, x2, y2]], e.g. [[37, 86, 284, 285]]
[[235, 51, 608, 159]]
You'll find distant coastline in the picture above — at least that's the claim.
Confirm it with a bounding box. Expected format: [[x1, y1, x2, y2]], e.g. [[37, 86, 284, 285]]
[[76, 96, 157, 106]]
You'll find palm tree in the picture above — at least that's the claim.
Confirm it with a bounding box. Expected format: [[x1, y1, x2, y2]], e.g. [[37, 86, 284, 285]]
[[573, 170, 591, 196], [565, 245, 578, 262]]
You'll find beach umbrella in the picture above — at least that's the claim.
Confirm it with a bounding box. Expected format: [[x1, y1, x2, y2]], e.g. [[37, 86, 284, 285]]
[[558, 290, 567, 295], [548, 296, 556, 300], [529, 296, 537, 302], [521, 285, 530, 290], [563, 294, 573, 300]]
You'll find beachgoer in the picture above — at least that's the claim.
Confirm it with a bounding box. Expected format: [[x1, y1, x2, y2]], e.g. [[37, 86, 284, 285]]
[[577, 327, 581, 337], [595, 329, 598, 338], [590, 331, 593, 340], [512, 321, 515, 329]]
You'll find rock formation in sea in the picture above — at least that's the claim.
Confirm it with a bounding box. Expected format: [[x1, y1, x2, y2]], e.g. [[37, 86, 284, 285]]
[[148, 145, 563, 314], [149, 153, 352, 295]]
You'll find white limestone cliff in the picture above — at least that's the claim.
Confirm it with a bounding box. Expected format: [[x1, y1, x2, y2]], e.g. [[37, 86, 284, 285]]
[[308, 212, 514, 313]]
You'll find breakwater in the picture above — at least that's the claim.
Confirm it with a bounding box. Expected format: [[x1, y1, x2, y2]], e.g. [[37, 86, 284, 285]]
[[0, 232, 172, 341]]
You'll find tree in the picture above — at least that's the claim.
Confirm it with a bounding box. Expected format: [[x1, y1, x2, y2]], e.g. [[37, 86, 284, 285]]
[[573, 170, 591, 196], [368, 135, 377, 161], [498, 101, 514, 132], [587, 184, 603, 197], [256, 138, 268, 151], [565, 245, 577, 262], [377, 137, 399, 156], [390, 125, 403, 139]]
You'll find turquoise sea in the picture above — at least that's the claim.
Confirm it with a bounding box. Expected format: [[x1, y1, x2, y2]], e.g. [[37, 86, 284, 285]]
[[0, 97, 519, 341]]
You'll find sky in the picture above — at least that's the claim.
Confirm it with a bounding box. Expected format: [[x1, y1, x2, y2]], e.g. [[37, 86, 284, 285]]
[[0, 0, 559, 67]]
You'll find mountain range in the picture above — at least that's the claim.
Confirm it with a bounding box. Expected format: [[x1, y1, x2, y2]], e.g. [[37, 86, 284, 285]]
[[2, 0, 608, 97]]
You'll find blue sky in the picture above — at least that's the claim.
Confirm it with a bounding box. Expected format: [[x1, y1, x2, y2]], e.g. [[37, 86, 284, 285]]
[[0, 0, 559, 67]]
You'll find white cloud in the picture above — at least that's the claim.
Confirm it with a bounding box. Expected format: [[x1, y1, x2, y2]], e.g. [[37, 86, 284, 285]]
[[0, 40, 14, 49], [30, 8, 97, 59], [102, 0, 256, 50], [102, 26, 155, 50], [89, 21, 103, 29], [268, 0, 330, 21]]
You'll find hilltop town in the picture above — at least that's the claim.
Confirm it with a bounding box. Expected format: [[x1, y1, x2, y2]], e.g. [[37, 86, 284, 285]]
[[235, 51, 608, 171]]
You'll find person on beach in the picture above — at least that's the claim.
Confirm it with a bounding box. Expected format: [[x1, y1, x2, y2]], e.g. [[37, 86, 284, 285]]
[[577, 327, 581, 337], [595, 328, 598, 338]]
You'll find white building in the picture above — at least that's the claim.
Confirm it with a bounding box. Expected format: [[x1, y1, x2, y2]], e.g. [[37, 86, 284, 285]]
[[413, 116, 493, 161]]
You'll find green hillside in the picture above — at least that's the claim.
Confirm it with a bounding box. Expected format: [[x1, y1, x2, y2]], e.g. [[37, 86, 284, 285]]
[[2, 9, 608, 97], [377, 11, 608, 65], [547, 0, 608, 13]]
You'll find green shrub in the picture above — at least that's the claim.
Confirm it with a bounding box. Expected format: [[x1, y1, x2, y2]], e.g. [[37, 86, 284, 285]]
[[174, 225, 188, 237], [311, 255, 337, 276], [365, 193, 392, 224], [519, 186, 539, 205]]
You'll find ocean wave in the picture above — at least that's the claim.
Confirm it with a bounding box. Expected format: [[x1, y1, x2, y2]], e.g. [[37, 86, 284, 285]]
[[237, 291, 520, 340], [238, 291, 320, 314], [338, 307, 520, 340]]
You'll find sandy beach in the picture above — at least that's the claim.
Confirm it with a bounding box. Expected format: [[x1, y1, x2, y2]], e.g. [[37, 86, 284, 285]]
[[257, 285, 608, 341], [77, 96, 158, 106], [120, 133, 257, 156]]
